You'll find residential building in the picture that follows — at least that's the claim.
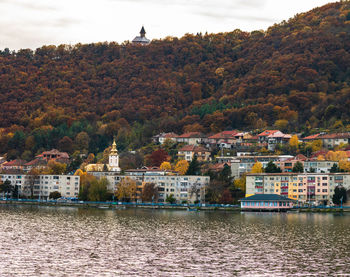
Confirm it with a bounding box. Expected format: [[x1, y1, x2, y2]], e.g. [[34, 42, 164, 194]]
[[24, 159, 48, 172], [0, 174, 80, 199], [1, 159, 27, 171], [225, 155, 294, 178], [258, 130, 292, 151], [153, 132, 178, 144], [89, 171, 210, 204], [246, 173, 350, 205], [175, 132, 206, 145], [178, 145, 211, 162], [36, 149, 70, 163], [318, 133, 350, 149], [303, 160, 338, 173]]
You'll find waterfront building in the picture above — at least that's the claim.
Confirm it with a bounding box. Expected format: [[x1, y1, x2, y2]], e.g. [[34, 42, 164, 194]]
[[246, 172, 350, 205], [0, 174, 80, 199], [240, 194, 294, 211], [89, 170, 210, 204]]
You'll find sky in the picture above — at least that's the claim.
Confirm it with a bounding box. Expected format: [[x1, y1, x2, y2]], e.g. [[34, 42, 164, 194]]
[[0, 0, 333, 50]]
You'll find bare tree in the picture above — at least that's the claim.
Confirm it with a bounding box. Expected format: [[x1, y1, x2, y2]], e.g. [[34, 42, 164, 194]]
[[23, 169, 40, 198], [141, 183, 158, 202], [189, 183, 201, 203]]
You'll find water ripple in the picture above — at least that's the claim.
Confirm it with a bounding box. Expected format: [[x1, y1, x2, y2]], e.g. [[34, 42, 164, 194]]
[[0, 206, 349, 276]]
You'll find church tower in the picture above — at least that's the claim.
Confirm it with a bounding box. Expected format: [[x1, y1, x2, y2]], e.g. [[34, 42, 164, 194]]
[[109, 139, 121, 173], [132, 26, 150, 45]]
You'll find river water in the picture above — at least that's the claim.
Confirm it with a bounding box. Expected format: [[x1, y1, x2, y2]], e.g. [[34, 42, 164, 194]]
[[0, 205, 349, 276]]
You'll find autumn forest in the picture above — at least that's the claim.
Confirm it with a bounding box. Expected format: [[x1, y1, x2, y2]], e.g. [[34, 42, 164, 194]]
[[0, 2, 350, 160]]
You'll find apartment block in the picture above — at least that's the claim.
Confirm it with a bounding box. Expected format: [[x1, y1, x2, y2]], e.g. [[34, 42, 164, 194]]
[[246, 173, 350, 205], [0, 174, 80, 199], [90, 171, 210, 204]]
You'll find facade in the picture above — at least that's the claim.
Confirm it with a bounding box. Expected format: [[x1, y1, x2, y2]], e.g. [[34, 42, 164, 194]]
[[303, 160, 338, 173], [302, 133, 350, 149], [318, 133, 350, 149], [132, 26, 150, 45], [0, 174, 80, 199], [178, 145, 211, 162], [240, 194, 294, 211], [215, 154, 337, 178], [24, 159, 48, 172], [1, 159, 27, 171], [153, 132, 178, 144], [36, 149, 70, 163], [227, 155, 294, 178], [258, 130, 292, 151], [246, 173, 350, 205], [90, 171, 210, 204], [175, 132, 205, 146]]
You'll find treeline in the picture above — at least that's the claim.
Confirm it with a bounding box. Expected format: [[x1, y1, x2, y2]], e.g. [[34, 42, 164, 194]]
[[0, 2, 350, 158]]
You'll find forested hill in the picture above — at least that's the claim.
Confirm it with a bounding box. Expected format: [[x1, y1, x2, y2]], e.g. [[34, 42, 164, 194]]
[[0, 1, 350, 157]]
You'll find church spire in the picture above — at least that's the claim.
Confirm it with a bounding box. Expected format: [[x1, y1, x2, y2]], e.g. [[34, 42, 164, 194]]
[[140, 26, 146, 38], [110, 138, 118, 155]]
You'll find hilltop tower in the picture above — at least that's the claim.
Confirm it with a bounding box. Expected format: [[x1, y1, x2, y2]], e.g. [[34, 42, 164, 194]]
[[132, 26, 150, 45], [109, 138, 121, 173]]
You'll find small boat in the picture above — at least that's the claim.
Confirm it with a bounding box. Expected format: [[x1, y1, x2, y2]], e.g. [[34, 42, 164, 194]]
[[187, 207, 198, 211]]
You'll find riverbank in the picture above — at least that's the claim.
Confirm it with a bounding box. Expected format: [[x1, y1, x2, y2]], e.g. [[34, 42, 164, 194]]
[[0, 199, 348, 213]]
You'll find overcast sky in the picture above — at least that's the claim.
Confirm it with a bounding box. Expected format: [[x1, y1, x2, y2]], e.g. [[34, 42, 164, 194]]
[[0, 0, 333, 50]]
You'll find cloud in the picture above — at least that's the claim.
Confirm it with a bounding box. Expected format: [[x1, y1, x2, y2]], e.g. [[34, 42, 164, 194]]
[[0, 0, 58, 11]]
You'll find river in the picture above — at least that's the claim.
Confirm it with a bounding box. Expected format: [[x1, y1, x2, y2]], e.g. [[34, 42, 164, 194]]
[[0, 205, 349, 276]]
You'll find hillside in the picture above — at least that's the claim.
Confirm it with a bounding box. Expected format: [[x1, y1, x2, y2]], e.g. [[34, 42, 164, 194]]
[[0, 1, 350, 158]]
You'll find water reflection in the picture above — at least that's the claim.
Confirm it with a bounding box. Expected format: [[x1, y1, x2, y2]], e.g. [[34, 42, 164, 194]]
[[0, 205, 349, 276]]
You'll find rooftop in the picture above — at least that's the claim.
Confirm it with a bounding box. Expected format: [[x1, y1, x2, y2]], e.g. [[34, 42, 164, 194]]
[[208, 131, 238, 139], [177, 132, 205, 138], [318, 132, 350, 139], [240, 194, 295, 202], [179, 145, 209, 152]]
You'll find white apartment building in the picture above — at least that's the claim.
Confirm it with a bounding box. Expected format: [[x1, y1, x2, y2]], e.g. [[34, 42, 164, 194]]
[[0, 174, 80, 199], [90, 171, 210, 204]]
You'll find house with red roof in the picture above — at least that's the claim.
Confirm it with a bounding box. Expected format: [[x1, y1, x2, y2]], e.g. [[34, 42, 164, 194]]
[[318, 133, 350, 149], [153, 132, 178, 144], [258, 130, 292, 151], [36, 149, 70, 164], [1, 159, 27, 171], [302, 133, 322, 142], [178, 145, 211, 162], [24, 158, 48, 172]]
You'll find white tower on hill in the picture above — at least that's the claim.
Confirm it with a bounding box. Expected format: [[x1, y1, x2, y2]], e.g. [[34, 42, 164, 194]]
[[109, 139, 121, 173]]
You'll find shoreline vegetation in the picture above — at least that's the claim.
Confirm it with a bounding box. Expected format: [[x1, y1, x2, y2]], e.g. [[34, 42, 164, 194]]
[[0, 199, 347, 213]]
